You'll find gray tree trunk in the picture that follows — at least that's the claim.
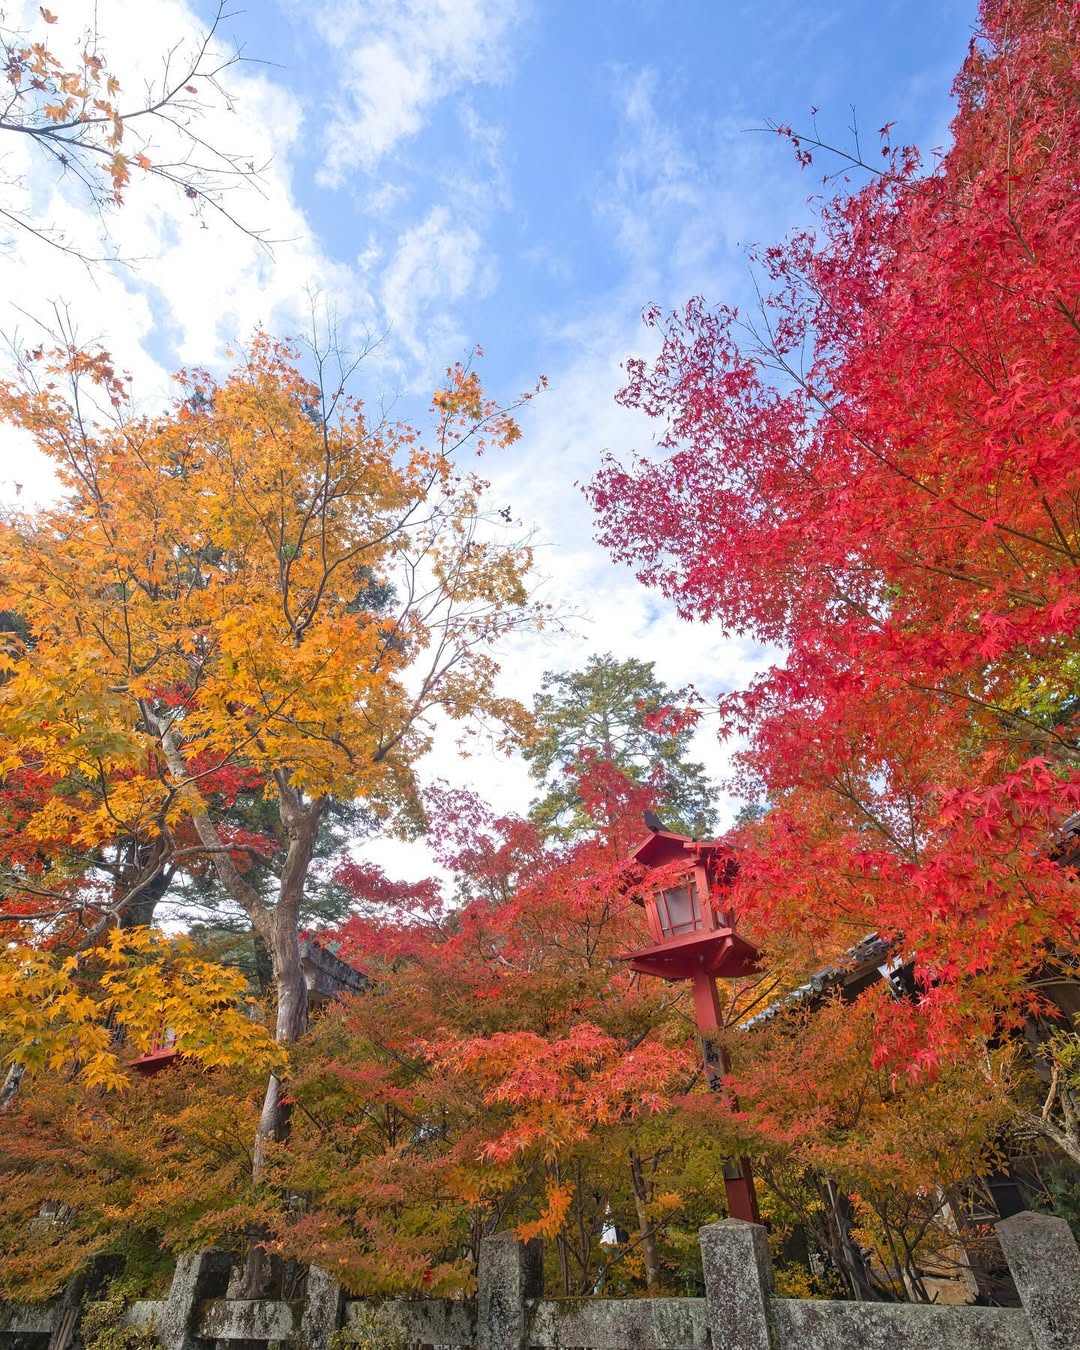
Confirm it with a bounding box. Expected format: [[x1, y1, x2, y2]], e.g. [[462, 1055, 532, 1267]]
[[240, 781, 325, 1297], [629, 1149, 662, 1291]]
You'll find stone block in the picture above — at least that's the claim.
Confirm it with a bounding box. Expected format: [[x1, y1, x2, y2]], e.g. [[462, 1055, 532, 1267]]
[[194, 1298, 297, 1342], [771, 1298, 1033, 1349], [158, 1249, 235, 1350], [477, 1232, 535, 1350], [699, 1219, 774, 1350], [996, 1211, 1080, 1350], [528, 1294, 706, 1347], [299, 1266, 341, 1350]]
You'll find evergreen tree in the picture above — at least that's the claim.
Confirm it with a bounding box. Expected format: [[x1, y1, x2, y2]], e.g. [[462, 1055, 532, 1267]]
[[525, 654, 718, 837]]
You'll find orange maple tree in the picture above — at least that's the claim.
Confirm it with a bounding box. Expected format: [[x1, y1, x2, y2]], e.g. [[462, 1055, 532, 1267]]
[[0, 330, 545, 1172], [0, 1054, 267, 1301]]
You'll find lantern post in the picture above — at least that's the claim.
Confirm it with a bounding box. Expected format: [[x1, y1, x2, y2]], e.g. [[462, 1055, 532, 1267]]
[[618, 823, 760, 1223]]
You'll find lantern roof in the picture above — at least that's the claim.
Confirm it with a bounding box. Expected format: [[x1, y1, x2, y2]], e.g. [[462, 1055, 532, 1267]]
[[617, 927, 760, 982], [631, 828, 699, 868], [629, 828, 734, 899]]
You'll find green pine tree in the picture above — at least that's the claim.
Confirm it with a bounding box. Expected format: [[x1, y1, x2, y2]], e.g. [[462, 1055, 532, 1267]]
[[524, 653, 718, 838]]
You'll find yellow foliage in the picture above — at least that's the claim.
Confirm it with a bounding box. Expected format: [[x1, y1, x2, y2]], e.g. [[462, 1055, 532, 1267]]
[[0, 927, 282, 1090], [516, 1179, 575, 1242], [0, 334, 544, 907]]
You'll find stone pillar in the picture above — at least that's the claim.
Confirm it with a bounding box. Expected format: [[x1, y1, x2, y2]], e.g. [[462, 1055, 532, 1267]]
[[699, 1219, 774, 1350], [996, 1211, 1080, 1350], [299, 1266, 342, 1350], [476, 1233, 541, 1350], [158, 1250, 235, 1350]]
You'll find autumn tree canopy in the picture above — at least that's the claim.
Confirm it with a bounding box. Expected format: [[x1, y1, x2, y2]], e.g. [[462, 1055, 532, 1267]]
[[1, 0, 1078, 1311], [0, 331, 545, 1176], [589, 0, 1080, 1073], [202, 763, 739, 1298], [0, 762, 1022, 1303]]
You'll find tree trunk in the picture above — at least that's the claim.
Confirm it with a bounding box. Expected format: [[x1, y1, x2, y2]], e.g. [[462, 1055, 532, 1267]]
[[0, 1062, 25, 1110], [251, 780, 324, 1173], [152, 704, 327, 1296], [629, 1149, 662, 1291], [117, 852, 173, 929], [240, 784, 324, 1298], [823, 1177, 879, 1301], [573, 1167, 593, 1294], [251, 908, 310, 1175], [1019, 1108, 1080, 1166], [557, 1234, 571, 1296]]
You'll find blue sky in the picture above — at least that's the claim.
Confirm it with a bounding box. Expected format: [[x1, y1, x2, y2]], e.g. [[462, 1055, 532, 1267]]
[[200, 0, 976, 389], [0, 0, 981, 872]]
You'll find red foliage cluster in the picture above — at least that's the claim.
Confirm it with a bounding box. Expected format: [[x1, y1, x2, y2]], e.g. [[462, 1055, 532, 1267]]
[[588, 0, 1080, 1066]]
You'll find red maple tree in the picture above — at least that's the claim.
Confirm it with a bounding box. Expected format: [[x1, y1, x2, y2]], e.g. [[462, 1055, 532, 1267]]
[[588, 0, 1080, 1068]]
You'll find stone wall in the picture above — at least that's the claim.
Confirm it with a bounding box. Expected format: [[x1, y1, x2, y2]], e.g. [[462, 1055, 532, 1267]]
[[1, 1211, 1077, 1349]]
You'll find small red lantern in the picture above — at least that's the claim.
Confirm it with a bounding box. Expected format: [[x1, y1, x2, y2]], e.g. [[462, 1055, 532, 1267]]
[[129, 1028, 180, 1076], [619, 824, 761, 1224], [621, 829, 760, 983]]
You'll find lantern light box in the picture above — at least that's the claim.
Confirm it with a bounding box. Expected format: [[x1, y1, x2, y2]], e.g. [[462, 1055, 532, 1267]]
[[620, 828, 760, 982]]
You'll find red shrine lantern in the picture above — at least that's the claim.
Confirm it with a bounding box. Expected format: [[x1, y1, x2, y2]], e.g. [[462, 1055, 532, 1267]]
[[128, 1028, 181, 1076], [621, 829, 760, 982], [619, 825, 761, 1224]]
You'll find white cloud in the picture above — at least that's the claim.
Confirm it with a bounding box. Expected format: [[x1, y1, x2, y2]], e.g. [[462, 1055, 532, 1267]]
[[0, 0, 372, 503], [379, 206, 496, 364], [303, 0, 525, 186]]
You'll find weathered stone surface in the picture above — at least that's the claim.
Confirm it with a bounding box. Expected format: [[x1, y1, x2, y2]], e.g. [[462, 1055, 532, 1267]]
[[772, 1299, 1033, 1350], [0, 1303, 52, 1335], [477, 1231, 528, 1350], [528, 1294, 706, 1347], [194, 1298, 297, 1342], [299, 938, 367, 1004], [700, 1219, 774, 1350], [347, 1296, 476, 1346], [996, 1211, 1080, 1350], [298, 1267, 340, 1350], [158, 1249, 235, 1350], [122, 1300, 164, 1331]]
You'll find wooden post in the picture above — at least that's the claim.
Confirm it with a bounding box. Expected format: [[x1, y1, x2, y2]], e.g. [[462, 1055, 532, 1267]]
[[692, 971, 760, 1223]]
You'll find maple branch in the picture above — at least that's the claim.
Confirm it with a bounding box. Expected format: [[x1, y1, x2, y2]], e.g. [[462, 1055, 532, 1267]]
[[140, 699, 269, 934], [758, 109, 890, 182], [0, 1, 270, 260]]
